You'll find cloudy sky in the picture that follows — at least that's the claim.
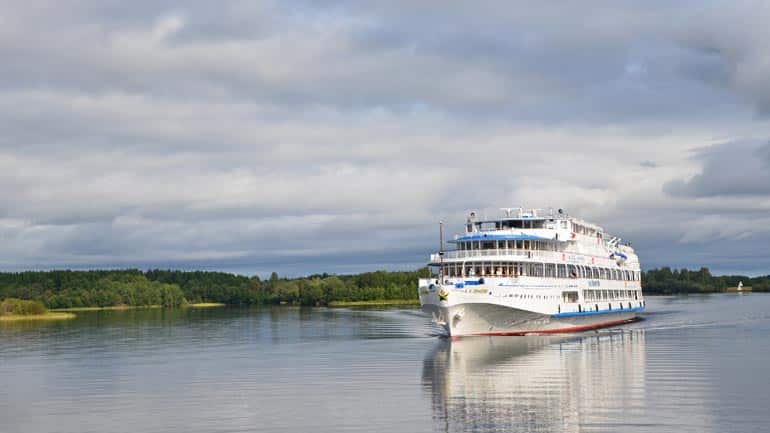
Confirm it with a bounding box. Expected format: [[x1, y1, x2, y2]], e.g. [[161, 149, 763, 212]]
[[2, 0, 770, 277]]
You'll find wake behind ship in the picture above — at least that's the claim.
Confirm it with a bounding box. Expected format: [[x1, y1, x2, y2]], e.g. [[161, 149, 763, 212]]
[[418, 208, 645, 337]]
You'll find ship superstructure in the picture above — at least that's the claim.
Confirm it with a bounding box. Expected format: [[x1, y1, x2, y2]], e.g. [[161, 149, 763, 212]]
[[418, 208, 644, 336]]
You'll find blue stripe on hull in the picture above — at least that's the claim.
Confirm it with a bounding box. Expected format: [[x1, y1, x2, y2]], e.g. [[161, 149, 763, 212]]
[[551, 305, 645, 318]]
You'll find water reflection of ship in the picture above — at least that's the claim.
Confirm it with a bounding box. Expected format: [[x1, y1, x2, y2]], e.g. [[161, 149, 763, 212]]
[[422, 332, 647, 433]]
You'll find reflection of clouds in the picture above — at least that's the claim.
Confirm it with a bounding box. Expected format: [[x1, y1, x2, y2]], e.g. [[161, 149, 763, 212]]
[[423, 331, 710, 433]]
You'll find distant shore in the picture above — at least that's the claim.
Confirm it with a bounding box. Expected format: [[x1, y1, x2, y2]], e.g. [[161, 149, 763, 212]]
[[328, 299, 420, 307], [186, 302, 227, 308], [51, 302, 226, 312], [0, 311, 76, 322]]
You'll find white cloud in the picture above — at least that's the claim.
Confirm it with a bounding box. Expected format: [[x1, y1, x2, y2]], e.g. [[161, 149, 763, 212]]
[[1, 1, 770, 275]]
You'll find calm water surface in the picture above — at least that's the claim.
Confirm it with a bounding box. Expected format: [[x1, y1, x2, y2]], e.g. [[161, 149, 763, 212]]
[[2, 294, 770, 433]]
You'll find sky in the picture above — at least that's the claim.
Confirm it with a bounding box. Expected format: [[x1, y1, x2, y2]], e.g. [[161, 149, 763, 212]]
[[2, 0, 770, 277]]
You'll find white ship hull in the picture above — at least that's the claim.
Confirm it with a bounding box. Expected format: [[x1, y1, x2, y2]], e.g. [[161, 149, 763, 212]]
[[421, 297, 639, 336], [418, 275, 644, 337]]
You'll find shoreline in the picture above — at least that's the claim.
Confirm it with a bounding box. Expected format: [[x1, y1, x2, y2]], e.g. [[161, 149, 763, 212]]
[[27, 293, 768, 315], [327, 299, 420, 307], [51, 305, 162, 312], [50, 302, 227, 312], [185, 302, 226, 308], [0, 312, 76, 322]]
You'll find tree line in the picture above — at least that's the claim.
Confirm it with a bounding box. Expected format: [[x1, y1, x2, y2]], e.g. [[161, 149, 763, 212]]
[[0, 267, 768, 309], [641, 267, 770, 294], [0, 268, 431, 309]]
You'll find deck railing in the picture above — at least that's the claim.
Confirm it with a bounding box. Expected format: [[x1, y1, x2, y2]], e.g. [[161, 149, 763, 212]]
[[431, 249, 628, 268]]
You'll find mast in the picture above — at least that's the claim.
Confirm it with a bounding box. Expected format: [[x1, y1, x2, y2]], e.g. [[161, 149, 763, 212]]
[[439, 220, 445, 282]]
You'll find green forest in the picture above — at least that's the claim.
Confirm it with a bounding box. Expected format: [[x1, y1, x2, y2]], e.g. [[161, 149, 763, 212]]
[[641, 267, 770, 294], [0, 268, 430, 309], [0, 267, 767, 309]]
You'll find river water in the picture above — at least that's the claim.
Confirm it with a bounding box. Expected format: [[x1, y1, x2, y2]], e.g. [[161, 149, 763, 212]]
[[1, 294, 769, 433]]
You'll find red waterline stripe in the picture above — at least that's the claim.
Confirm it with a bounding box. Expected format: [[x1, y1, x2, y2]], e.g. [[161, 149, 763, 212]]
[[468, 317, 639, 337]]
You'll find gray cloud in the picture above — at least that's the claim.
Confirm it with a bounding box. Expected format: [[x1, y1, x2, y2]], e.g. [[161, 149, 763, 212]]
[[1, 1, 770, 276], [664, 140, 770, 197]]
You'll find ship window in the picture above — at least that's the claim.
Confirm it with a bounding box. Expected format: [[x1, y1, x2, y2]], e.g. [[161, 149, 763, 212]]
[[545, 263, 556, 278], [562, 291, 579, 303], [557, 264, 567, 278]]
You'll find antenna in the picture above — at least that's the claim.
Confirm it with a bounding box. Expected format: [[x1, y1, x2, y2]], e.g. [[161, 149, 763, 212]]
[[439, 220, 445, 282]]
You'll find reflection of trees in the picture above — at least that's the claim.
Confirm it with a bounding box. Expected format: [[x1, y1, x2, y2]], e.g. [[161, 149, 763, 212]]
[[422, 332, 648, 433]]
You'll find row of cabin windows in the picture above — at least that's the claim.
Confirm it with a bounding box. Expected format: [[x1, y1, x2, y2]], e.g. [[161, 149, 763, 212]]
[[470, 219, 547, 231], [570, 222, 599, 237], [467, 220, 602, 237], [458, 240, 559, 251], [440, 262, 641, 281], [583, 289, 641, 301]]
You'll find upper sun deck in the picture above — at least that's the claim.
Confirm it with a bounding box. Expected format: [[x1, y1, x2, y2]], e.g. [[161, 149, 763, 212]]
[[432, 208, 638, 270], [455, 208, 606, 243]]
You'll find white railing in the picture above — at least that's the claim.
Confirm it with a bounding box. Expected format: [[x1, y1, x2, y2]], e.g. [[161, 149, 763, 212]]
[[431, 249, 626, 268]]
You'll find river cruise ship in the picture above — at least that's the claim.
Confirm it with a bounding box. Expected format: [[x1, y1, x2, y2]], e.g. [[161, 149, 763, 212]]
[[418, 208, 644, 337]]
